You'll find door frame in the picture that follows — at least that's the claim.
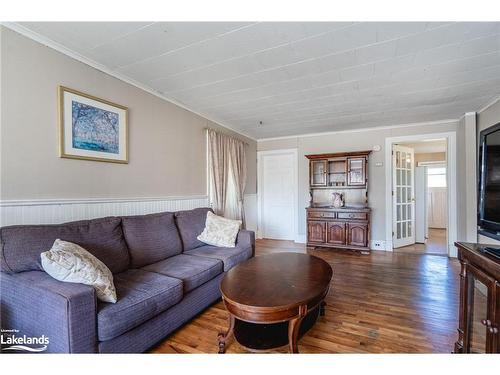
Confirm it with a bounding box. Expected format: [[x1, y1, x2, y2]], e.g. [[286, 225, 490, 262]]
[[257, 148, 298, 241], [384, 132, 457, 257]]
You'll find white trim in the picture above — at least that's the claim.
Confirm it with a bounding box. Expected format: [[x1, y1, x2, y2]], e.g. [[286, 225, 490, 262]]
[[1, 22, 257, 142], [257, 148, 299, 242], [257, 119, 459, 142], [0, 195, 208, 207], [476, 95, 500, 114], [384, 131, 457, 257], [417, 161, 446, 166]]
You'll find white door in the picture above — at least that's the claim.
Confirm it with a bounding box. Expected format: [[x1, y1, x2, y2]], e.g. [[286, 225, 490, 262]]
[[415, 166, 428, 243], [393, 145, 415, 248], [259, 151, 296, 240]]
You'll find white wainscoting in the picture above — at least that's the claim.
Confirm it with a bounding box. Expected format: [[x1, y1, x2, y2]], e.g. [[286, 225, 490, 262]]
[[0, 196, 209, 226]]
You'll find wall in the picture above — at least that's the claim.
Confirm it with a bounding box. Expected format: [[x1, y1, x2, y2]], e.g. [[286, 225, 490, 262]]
[[476, 97, 500, 245], [258, 120, 459, 248], [415, 152, 446, 164], [0, 27, 257, 225]]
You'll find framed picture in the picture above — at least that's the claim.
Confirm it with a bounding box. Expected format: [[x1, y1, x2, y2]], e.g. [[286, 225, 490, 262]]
[[58, 86, 128, 163]]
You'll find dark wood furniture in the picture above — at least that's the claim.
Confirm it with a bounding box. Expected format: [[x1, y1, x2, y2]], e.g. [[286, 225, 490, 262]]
[[306, 151, 371, 252], [217, 253, 332, 353], [454, 242, 500, 353]]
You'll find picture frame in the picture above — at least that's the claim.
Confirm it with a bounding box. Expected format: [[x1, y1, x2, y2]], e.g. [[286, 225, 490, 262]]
[[58, 86, 129, 163]]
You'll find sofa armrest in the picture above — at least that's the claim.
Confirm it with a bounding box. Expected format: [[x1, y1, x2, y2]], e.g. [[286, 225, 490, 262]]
[[0, 271, 97, 353], [236, 229, 255, 257]]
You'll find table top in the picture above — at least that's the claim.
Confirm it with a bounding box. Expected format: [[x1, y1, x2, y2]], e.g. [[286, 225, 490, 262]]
[[220, 253, 333, 310]]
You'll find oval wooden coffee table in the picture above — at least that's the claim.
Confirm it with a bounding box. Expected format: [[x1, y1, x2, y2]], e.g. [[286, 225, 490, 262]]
[[217, 252, 332, 353]]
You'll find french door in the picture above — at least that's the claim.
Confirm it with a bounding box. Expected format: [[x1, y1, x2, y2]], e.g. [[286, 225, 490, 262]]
[[392, 145, 415, 248]]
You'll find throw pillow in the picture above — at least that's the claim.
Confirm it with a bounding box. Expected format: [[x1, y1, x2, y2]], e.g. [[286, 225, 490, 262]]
[[41, 239, 117, 303], [197, 211, 242, 248]]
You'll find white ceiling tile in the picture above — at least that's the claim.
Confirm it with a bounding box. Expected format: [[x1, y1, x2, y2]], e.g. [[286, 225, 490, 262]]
[[17, 21, 500, 139]]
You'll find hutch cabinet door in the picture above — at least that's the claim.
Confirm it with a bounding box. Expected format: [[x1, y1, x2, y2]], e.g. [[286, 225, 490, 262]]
[[346, 223, 368, 247], [327, 222, 346, 245], [310, 160, 327, 186], [462, 263, 498, 353], [308, 221, 326, 243], [347, 157, 366, 186]]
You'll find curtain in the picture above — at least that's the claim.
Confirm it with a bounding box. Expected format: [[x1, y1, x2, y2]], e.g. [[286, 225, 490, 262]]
[[228, 137, 247, 227], [207, 129, 247, 226], [207, 129, 229, 216]]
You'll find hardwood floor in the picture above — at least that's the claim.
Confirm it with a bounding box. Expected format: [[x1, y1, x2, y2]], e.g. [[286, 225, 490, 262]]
[[394, 228, 448, 255], [150, 239, 460, 354]]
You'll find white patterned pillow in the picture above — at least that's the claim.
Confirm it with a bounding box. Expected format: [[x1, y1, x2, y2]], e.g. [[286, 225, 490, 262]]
[[197, 211, 242, 248], [41, 239, 117, 303]]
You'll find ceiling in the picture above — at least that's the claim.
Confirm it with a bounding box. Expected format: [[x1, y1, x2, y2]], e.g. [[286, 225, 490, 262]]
[[13, 22, 500, 139]]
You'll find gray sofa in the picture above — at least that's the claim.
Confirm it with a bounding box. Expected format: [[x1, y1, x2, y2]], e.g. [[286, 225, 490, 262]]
[[0, 207, 255, 353]]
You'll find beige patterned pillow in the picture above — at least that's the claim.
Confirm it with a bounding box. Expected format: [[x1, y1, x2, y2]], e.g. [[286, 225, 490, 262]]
[[197, 211, 242, 248], [41, 239, 117, 303]]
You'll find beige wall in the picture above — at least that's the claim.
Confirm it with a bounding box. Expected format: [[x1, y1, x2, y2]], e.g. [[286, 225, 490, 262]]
[[0, 27, 257, 201], [477, 98, 500, 245], [258, 121, 459, 246], [415, 152, 446, 164]]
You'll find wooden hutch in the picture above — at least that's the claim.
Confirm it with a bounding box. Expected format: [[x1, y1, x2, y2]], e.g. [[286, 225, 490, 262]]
[[306, 151, 371, 252]]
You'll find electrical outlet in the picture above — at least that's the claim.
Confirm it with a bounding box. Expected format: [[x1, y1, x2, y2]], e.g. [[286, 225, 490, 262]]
[[371, 241, 385, 250]]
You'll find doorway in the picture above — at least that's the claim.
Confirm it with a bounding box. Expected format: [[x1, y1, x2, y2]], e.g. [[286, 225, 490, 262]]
[[257, 149, 298, 240], [392, 139, 448, 255]]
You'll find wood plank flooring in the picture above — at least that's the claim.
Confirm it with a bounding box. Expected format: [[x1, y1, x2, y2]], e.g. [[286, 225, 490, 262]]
[[150, 239, 460, 354]]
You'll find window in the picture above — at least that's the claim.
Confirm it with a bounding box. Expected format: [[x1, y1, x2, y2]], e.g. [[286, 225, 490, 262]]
[[427, 167, 447, 187]]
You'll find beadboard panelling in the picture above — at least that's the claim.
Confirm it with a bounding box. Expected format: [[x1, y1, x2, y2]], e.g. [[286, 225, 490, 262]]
[[0, 196, 209, 226]]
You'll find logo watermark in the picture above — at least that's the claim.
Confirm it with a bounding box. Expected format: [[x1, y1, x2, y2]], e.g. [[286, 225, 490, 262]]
[[1, 329, 49, 353]]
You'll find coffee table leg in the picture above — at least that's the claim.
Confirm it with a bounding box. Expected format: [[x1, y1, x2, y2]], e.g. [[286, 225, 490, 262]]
[[288, 316, 304, 353], [218, 313, 235, 354], [320, 301, 326, 316]]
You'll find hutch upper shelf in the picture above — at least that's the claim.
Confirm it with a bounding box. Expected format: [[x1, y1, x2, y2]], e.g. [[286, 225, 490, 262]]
[[306, 151, 370, 189]]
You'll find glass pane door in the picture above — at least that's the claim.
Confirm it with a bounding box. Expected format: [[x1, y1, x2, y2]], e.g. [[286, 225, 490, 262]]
[[469, 277, 489, 353], [393, 145, 415, 248], [348, 158, 365, 185], [311, 160, 327, 186]]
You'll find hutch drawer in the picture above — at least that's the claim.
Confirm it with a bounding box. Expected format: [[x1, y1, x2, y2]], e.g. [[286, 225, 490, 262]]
[[337, 212, 368, 220], [307, 211, 336, 219]]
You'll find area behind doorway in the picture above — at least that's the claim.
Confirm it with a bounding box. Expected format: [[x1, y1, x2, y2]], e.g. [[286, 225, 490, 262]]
[[393, 139, 448, 255]]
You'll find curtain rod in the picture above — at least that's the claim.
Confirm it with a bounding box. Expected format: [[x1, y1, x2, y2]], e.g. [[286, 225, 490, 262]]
[[204, 127, 249, 146]]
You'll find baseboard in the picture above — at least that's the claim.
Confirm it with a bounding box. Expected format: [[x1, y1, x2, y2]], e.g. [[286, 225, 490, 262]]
[[0, 196, 209, 226], [295, 234, 307, 244]]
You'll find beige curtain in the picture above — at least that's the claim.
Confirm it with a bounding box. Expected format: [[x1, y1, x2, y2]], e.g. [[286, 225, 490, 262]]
[[207, 129, 229, 216], [207, 129, 247, 226], [228, 137, 247, 227]]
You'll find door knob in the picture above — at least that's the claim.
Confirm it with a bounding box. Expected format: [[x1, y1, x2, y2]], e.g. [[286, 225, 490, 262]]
[[481, 319, 492, 327], [489, 326, 498, 334]]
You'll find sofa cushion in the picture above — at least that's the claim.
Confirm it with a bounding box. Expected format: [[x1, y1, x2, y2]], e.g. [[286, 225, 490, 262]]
[[174, 207, 213, 251], [0, 217, 129, 274], [97, 269, 183, 341], [186, 245, 253, 271], [142, 254, 223, 293], [121, 212, 182, 268]]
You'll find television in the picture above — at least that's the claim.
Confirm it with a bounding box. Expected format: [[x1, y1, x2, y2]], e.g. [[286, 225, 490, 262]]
[[478, 122, 500, 239]]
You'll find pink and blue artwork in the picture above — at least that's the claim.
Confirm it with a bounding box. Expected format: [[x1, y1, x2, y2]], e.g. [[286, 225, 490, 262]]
[[71, 100, 119, 154]]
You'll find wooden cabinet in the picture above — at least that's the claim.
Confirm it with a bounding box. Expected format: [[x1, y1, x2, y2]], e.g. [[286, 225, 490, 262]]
[[327, 222, 346, 245], [347, 223, 368, 248], [306, 208, 370, 251], [306, 151, 371, 252], [454, 242, 500, 354], [307, 221, 326, 243]]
